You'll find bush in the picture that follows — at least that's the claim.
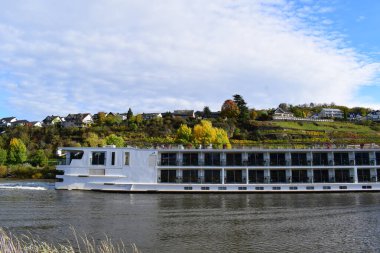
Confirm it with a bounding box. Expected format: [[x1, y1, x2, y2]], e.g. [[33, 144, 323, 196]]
[[0, 166, 7, 178], [8, 165, 35, 179]]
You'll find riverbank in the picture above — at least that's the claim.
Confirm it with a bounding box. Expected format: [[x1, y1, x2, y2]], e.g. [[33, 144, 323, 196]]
[[0, 165, 57, 179]]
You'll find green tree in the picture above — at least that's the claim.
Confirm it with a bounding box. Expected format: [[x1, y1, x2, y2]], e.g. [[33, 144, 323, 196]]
[[127, 108, 133, 119], [96, 112, 107, 125], [203, 106, 212, 118], [214, 128, 231, 149], [0, 148, 7, 165], [135, 114, 143, 125], [233, 94, 249, 121], [85, 132, 105, 147], [176, 124, 192, 145], [8, 138, 27, 164], [105, 134, 124, 147], [278, 103, 288, 110], [221, 99, 240, 119], [250, 109, 258, 120], [30, 149, 48, 167], [105, 114, 122, 125]]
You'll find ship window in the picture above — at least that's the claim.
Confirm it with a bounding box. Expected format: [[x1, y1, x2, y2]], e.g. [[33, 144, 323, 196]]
[[204, 153, 221, 166], [182, 153, 199, 166], [272, 186, 281, 190], [323, 186, 331, 190], [255, 187, 264, 190], [247, 153, 264, 166], [238, 187, 247, 190], [312, 153, 328, 166], [124, 152, 130, 165], [362, 185, 372, 189], [201, 187, 210, 190], [270, 153, 286, 166], [334, 152, 349, 165], [184, 186, 192, 190], [306, 186, 314, 190], [91, 152, 106, 165], [111, 152, 115, 165], [291, 153, 307, 166], [355, 152, 370, 165], [226, 153, 242, 166], [339, 186, 347, 190], [289, 186, 298, 190], [218, 186, 227, 190], [69, 151, 84, 164]]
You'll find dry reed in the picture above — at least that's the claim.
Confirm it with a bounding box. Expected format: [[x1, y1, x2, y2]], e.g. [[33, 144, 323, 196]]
[[0, 227, 140, 253]]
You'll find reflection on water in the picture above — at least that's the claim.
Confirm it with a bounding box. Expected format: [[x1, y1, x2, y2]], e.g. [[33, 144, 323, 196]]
[[1, 182, 380, 252]]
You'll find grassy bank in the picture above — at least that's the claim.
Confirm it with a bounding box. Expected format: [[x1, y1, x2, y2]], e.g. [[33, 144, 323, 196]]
[[0, 228, 140, 253], [0, 165, 57, 179]]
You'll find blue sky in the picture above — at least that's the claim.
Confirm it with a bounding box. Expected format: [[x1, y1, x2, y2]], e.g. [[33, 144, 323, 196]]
[[0, 0, 380, 121]]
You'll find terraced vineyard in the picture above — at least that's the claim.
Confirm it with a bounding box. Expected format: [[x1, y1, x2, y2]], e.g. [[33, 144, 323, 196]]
[[230, 121, 380, 148]]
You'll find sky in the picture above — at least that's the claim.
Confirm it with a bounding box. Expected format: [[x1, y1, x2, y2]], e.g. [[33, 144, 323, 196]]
[[1, 0, 380, 121]]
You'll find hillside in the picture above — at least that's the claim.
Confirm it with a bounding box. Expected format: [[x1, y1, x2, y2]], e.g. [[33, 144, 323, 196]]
[[1, 119, 380, 158]]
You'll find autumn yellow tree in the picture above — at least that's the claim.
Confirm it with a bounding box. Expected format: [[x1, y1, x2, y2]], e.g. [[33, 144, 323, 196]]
[[193, 120, 216, 147], [183, 120, 231, 149]]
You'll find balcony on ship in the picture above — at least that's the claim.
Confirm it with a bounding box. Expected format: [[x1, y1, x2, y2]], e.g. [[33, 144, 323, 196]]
[[269, 153, 286, 166], [291, 153, 308, 166], [204, 153, 221, 166], [182, 153, 199, 166], [226, 153, 243, 166], [159, 153, 177, 166], [247, 153, 265, 166], [312, 153, 329, 166], [333, 152, 350, 166], [355, 152, 370, 166]]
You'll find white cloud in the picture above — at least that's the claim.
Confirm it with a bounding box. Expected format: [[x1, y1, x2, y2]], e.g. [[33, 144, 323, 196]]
[[0, 0, 379, 120]]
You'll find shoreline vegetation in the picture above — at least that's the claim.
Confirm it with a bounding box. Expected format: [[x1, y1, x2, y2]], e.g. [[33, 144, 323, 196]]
[[0, 165, 57, 180], [0, 228, 140, 253]]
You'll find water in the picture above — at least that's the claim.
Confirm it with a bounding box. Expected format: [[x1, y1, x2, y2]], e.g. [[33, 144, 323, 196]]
[[1, 180, 380, 252]]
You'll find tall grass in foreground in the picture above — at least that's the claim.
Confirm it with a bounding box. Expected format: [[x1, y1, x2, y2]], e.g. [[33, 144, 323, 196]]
[[0, 228, 140, 253]]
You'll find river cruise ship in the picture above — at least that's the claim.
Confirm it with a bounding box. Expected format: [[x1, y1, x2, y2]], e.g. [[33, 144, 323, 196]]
[[56, 145, 380, 192]]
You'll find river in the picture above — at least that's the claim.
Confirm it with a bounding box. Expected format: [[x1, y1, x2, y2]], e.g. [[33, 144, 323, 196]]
[[1, 180, 380, 252]]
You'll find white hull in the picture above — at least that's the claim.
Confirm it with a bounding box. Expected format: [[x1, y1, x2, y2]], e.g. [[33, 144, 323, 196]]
[[56, 176, 380, 193]]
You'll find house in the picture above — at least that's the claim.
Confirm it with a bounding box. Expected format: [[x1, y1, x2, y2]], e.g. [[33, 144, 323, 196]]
[[367, 110, 380, 122], [173, 110, 195, 119], [318, 108, 343, 119], [12, 120, 29, 126], [29, 121, 43, 127], [273, 107, 294, 118], [63, 113, 93, 127], [349, 113, 363, 121], [43, 115, 64, 126], [161, 112, 173, 118], [0, 117, 17, 127], [119, 113, 129, 121], [142, 113, 162, 120], [195, 110, 221, 119]]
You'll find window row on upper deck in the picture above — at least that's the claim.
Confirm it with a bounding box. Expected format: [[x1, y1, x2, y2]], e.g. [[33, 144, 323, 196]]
[[159, 151, 380, 166]]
